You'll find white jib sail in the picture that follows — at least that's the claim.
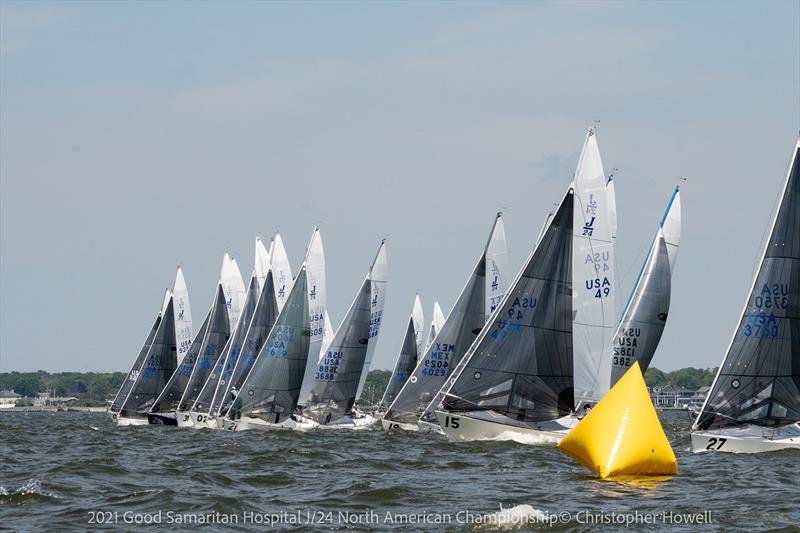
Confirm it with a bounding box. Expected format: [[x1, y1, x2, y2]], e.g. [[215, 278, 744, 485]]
[[425, 301, 445, 352], [411, 294, 425, 356], [572, 127, 617, 405], [297, 227, 327, 407], [661, 186, 682, 271], [485, 214, 508, 322], [356, 239, 388, 401], [270, 232, 294, 312], [220, 254, 247, 332], [255, 237, 271, 292], [173, 267, 193, 365]]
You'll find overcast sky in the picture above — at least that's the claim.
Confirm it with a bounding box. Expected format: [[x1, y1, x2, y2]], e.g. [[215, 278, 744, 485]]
[[1, 1, 798, 373]]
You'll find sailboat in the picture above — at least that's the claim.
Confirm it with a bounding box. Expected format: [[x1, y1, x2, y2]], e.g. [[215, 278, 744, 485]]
[[355, 241, 388, 405], [382, 213, 507, 433], [116, 296, 178, 425], [175, 287, 231, 426], [110, 268, 193, 423], [609, 186, 681, 386], [379, 295, 426, 411], [433, 129, 681, 443], [221, 229, 323, 431], [297, 241, 388, 428], [188, 273, 260, 428], [223, 267, 311, 431], [691, 136, 800, 453], [148, 309, 210, 425], [571, 128, 617, 410], [201, 238, 287, 427], [433, 187, 575, 442], [109, 295, 164, 422], [296, 228, 327, 409]]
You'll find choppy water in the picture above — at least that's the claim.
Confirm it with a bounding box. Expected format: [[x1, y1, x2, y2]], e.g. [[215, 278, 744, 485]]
[[1, 411, 797, 532]]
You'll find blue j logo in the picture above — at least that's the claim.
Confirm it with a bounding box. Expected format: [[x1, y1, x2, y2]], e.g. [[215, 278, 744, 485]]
[[310, 285, 317, 300], [278, 285, 285, 297], [491, 276, 498, 291], [372, 294, 378, 307]]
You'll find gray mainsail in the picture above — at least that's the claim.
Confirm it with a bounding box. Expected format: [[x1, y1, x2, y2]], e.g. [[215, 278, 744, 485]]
[[110, 310, 162, 414], [177, 285, 230, 412], [384, 232, 491, 426], [440, 189, 574, 423], [119, 298, 178, 418], [302, 277, 372, 424], [149, 307, 211, 416], [215, 269, 279, 417], [192, 275, 259, 415], [695, 141, 800, 431], [229, 268, 310, 424], [380, 317, 420, 410], [608, 185, 682, 387], [608, 234, 671, 386]]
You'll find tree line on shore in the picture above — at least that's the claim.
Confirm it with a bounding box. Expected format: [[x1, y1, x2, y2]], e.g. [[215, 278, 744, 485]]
[[0, 366, 718, 407]]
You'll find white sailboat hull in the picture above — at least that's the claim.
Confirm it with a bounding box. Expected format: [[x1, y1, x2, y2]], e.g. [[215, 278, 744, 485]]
[[220, 415, 312, 432], [434, 410, 577, 445], [380, 418, 419, 432], [691, 424, 800, 454], [176, 411, 196, 428], [186, 411, 217, 429], [416, 419, 444, 435], [320, 414, 377, 430], [115, 416, 149, 427]]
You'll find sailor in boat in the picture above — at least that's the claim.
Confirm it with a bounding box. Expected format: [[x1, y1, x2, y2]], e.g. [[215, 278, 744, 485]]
[[230, 386, 239, 402]]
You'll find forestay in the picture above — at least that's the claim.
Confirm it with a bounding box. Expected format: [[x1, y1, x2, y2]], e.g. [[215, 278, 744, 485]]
[[695, 139, 800, 431]]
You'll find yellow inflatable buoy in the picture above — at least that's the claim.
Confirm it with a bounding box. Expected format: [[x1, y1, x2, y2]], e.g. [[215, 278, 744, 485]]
[[557, 361, 678, 479]]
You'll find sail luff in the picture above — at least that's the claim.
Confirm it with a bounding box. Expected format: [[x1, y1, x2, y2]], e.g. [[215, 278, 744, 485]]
[[119, 298, 178, 417], [439, 188, 574, 422], [173, 267, 193, 365], [694, 138, 800, 430], [572, 127, 617, 405], [110, 308, 162, 413], [150, 308, 211, 414], [297, 228, 327, 407], [356, 239, 388, 401]]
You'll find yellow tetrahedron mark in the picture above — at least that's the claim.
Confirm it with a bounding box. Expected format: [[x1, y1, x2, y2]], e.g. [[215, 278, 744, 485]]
[[557, 361, 678, 479]]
